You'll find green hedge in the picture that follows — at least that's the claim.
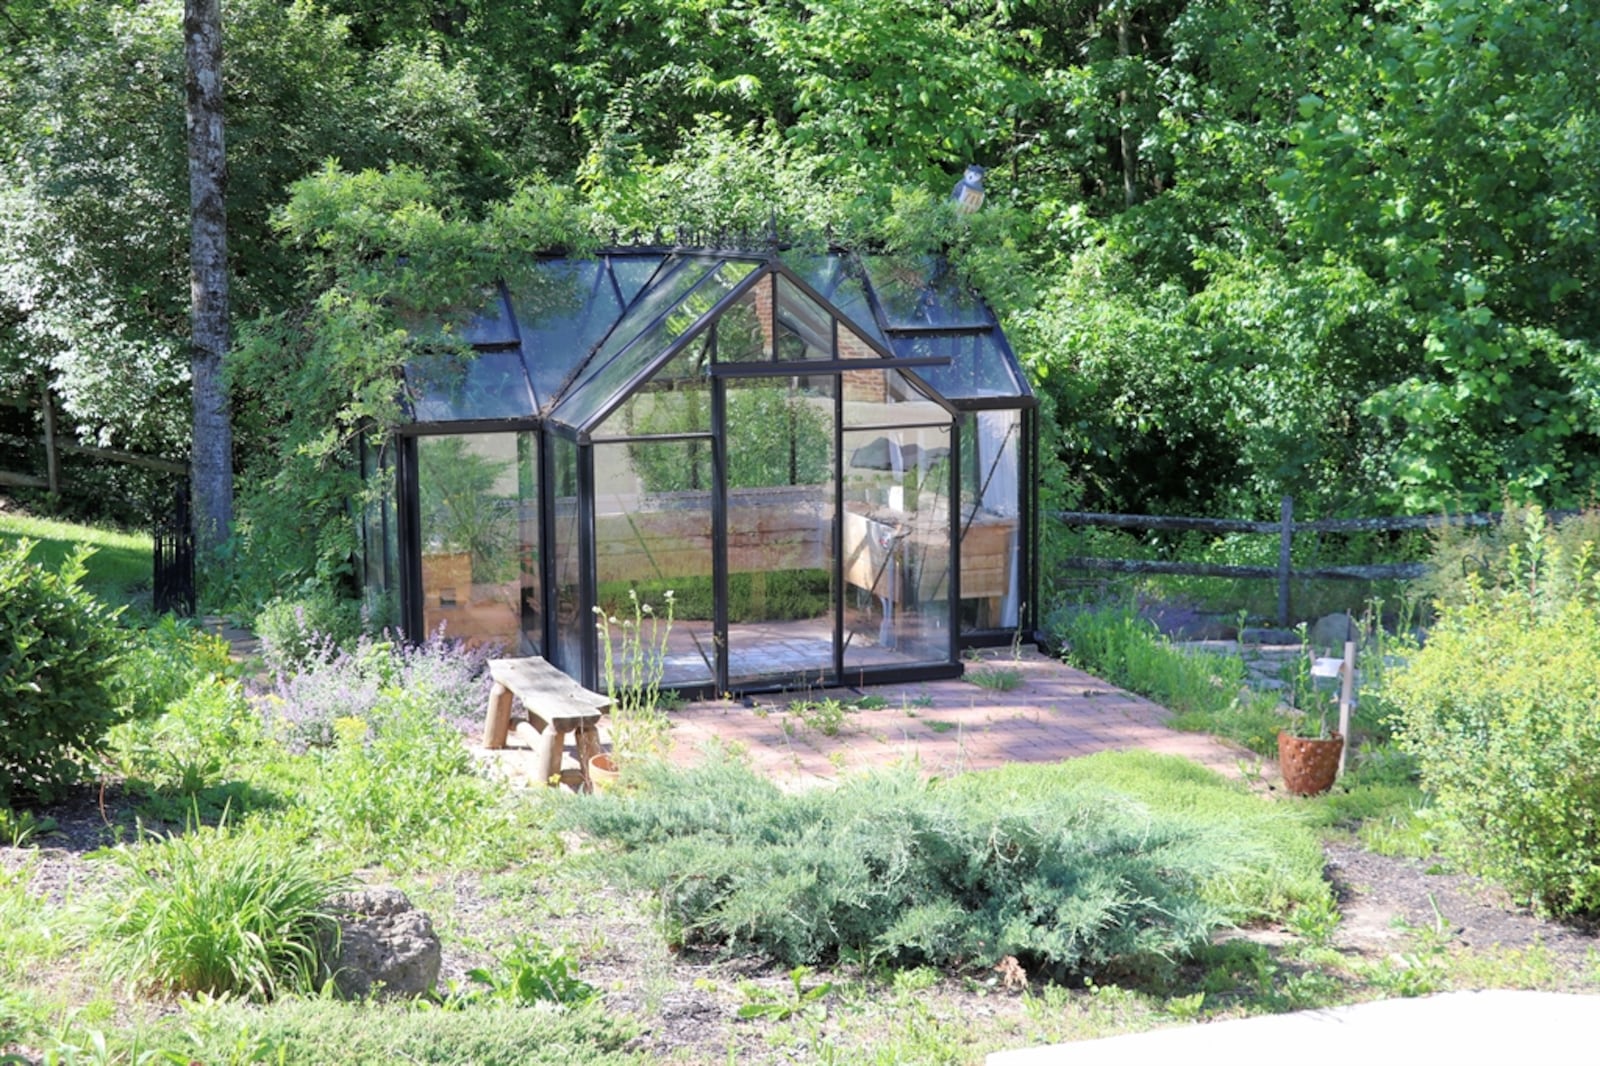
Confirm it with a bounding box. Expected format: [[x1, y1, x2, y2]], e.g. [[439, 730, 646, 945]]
[[0, 540, 129, 804]]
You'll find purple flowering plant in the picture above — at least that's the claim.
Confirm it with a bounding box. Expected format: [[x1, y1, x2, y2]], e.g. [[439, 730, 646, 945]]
[[255, 625, 496, 752]]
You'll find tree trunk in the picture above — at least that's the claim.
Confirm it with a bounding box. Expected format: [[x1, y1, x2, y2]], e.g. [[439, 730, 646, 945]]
[[185, 0, 232, 556], [1117, 9, 1138, 208]]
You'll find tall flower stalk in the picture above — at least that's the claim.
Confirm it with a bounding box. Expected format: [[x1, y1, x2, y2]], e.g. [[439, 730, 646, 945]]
[[594, 589, 674, 760]]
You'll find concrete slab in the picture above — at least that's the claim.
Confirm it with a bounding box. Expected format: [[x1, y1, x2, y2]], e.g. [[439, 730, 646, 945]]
[[986, 990, 1600, 1065]]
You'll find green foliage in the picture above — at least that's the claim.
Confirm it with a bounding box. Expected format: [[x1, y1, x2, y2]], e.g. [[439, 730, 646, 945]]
[[456, 937, 597, 1009], [1053, 605, 1289, 755], [255, 585, 365, 675], [966, 665, 1023, 692], [737, 966, 834, 1022], [154, 995, 640, 1066], [98, 819, 353, 1000], [0, 539, 128, 804], [116, 614, 236, 723], [289, 688, 519, 870], [973, 751, 1330, 922], [564, 754, 1317, 981], [1385, 510, 1600, 915], [108, 677, 269, 821]]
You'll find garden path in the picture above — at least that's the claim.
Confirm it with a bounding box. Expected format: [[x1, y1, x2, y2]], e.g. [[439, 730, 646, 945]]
[[658, 645, 1255, 790]]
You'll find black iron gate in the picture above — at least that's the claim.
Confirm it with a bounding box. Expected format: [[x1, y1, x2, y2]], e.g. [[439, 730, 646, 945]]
[[153, 478, 195, 616]]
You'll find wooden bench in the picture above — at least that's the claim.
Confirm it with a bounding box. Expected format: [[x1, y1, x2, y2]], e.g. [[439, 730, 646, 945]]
[[481, 656, 611, 788]]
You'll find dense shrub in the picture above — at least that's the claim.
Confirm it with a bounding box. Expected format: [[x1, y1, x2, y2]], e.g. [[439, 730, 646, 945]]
[[562, 755, 1308, 982], [255, 585, 364, 674], [1386, 583, 1600, 916], [282, 686, 525, 870], [116, 615, 235, 722], [0, 540, 129, 803]]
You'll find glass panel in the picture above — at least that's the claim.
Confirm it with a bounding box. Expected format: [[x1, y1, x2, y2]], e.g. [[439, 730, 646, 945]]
[[842, 423, 953, 670], [863, 255, 994, 329], [594, 440, 716, 689], [779, 251, 841, 298], [359, 438, 399, 630], [417, 433, 530, 653], [515, 432, 542, 654], [595, 334, 713, 443], [509, 259, 616, 410], [405, 349, 536, 422], [712, 284, 771, 363], [959, 410, 1022, 633], [550, 435, 586, 674], [891, 332, 1024, 399], [609, 254, 666, 306], [459, 287, 518, 345], [555, 258, 756, 430], [829, 269, 889, 349], [840, 365, 948, 426], [723, 376, 836, 686], [774, 277, 836, 361]]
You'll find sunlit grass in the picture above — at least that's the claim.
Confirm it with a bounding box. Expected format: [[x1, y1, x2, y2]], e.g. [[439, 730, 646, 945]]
[[0, 507, 151, 603]]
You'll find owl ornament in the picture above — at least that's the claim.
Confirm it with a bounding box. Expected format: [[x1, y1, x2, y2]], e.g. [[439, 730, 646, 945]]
[[951, 164, 986, 214]]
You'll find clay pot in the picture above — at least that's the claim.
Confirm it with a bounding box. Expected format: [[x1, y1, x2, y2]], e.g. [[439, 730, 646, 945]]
[[586, 751, 620, 792], [1277, 731, 1343, 796]]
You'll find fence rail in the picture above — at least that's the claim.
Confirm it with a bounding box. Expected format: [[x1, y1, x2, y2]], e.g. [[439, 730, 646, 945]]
[[1053, 496, 1547, 626]]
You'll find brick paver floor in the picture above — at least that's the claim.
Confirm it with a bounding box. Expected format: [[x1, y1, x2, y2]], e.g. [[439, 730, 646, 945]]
[[654, 644, 1254, 790]]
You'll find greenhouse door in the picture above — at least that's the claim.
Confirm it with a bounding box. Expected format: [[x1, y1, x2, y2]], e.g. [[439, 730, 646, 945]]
[[718, 376, 839, 688]]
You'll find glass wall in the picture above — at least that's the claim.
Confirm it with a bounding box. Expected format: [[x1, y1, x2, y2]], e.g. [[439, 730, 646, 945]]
[[959, 410, 1022, 633], [841, 368, 952, 671], [592, 440, 716, 689], [358, 438, 398, 631], [549, 434, 586, 674], [722, 375, 837, 687], [415, 432, 534, 653]]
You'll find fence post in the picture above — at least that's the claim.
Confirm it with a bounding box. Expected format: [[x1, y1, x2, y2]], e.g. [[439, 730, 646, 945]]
[[1277, 495, 1293, 627]]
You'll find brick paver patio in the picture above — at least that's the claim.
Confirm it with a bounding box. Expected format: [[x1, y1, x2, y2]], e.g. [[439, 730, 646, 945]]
[[655, 645, 1253, 789]]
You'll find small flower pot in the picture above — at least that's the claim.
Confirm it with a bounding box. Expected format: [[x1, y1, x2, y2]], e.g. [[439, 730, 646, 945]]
[[586, 751, 620, 792], [1277, 731, 1343, 796]]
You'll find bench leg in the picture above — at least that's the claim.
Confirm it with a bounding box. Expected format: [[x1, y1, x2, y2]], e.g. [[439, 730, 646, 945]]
[[536, 726, 566, 786], [482, 681, 514, 749], [574, 724, 602, 790]]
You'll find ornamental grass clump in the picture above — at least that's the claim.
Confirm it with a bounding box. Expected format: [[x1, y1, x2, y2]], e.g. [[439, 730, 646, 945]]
[[99, 819, 353, 1000], [563, 754, 1275, 983]]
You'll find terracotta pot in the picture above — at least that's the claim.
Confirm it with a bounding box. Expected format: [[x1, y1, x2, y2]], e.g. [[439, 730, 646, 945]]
[[586, 751, 620, 792], [1277, 731, 1343, 796]]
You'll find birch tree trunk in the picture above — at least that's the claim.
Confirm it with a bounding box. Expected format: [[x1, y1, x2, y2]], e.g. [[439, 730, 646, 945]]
[[185, 0, 232, 556]]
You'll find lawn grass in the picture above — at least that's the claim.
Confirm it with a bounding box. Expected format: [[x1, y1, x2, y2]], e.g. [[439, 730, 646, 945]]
[[0, 505, 152, 604], [961, 750, 1330, 921]]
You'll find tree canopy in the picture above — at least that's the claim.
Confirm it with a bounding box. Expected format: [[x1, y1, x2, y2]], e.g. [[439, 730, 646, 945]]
[[3, 0, 1598, 597]]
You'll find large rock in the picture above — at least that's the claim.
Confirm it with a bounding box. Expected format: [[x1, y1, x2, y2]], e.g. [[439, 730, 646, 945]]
[[327, 887, 441, 1000], [1308, 612, 1357, 653]]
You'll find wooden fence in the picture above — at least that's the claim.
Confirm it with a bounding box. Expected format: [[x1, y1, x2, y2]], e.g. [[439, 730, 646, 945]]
[[1052, 496, 1538, 626]]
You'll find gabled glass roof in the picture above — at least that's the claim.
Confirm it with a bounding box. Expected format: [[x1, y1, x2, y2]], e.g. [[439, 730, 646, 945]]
[[400, 247, 1030, 431]]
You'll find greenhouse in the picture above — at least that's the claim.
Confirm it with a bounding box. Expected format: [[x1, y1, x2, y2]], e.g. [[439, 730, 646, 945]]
[[359, 244, 1039, 696]]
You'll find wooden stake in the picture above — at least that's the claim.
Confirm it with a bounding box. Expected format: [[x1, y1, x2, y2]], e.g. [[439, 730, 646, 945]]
[[1337, 639, 1356, 775]]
